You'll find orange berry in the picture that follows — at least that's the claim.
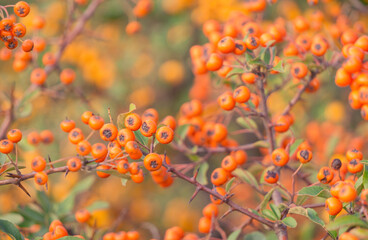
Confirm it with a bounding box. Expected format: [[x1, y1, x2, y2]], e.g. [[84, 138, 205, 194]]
[[217, 36, 236, 53], [245, 36, 260, 50], [14, 1, 30, 17], [144, 153, 162, 171], [31, 156, 46, 172], [198, 217, 211, 234], [156, 126, 174, 144], [296, 149, 313, 163], [221, 155, 237, 172], [30, 68, 47, 85], [233, 86, 250, 103], [272, 148, 289, 167], [60, 119, 76, 132], [34, 171, 48, 185], [325, 197, 342, 216], [346, 149, 363, 161], [125, 113, 142, 131], [264, 170, 279, 184], [76, 140, 92, 156], [7, 129, 22, 143], [291, 62, 308, 79], [27, 131, 41, 145], [100, 123, 118, 141], [40, 130, 53, 144], [75, 209, 90, 223], [218, 92, 235, 111], [259, 33, 275, 47], [140, 119, 157, 137], [68, 128, 84, 144], [335, 68, 352, 87], [231, 150, 247, 165], [67, 157, 82, 172], [117, 128, 135, 147], [0, 139, 14, 154], [126, 21, 141, 35], [206, 53, 223, 71], [211, 168, 228, 186], [338, 184, 357, 202], [317, 167, 334, 184], [81, 111, 93, 124], [91, 143, 108, 162], [60, 69, 76, 85], [21, 39, 34, 52], [96, 165, 111, 178]]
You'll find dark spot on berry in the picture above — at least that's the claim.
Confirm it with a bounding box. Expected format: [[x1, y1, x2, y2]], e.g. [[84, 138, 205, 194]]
[[72, 131, 79, 137], [103, 129, 112, 138], [127, 117, 134, 126], [235, 43, 243, 50], [331, 158, 342, 170], [300, 150, 309, 159], [142, 122, 150, 132], [161, 132, 168, 139], [150, 160, 158, 169]]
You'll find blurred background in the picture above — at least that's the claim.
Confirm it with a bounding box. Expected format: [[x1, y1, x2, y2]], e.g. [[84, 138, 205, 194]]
[[0, 0, 368, 239]]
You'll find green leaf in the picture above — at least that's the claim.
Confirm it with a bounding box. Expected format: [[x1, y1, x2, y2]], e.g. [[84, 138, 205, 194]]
[[233, 168, 259, 188], [248, 57, 265, 67], [282, 217, 297, 228], [0, 154, 6, 165], [16, 89, 40, 119], [0, 166, 26, 175], [121, 178, 128, 187], [262, 209, 278, 221], [133, 130, 149, 147], [57, 176, 95, 216], [289, 206, 307, 216], [18, 205, 44, 223], [260, 188, 275, 211], [226, 68, 245, 78], [326, 215, 368, 230], [289, 139, 304, 156], [326, 135, 339, 157], [363, 164, 368, 189], [196, 162, 209, 185], [236, 117, 257, 129], [0, 213, 23, 225], [129, 103, 136, 112], [244, 231, 266, 240], [270, 203, 281, 220], [228, 229, 241, 240], [36, 191, 52, 213], [298, 185, 331, 199], [86, 201, 109, 212], [271, 60, 285, 73], [253, 140, 269, 148], [226, 177, 236, 192], [306, 208, 325, 227], [176, 124, 190, 142], [0, 219, 24, 240], [116, 103, 137, 130], [245, 52, 253, 62], [187, 154, 200, 162], [296, 195, 309, 205], [289, 207, 325, 228]]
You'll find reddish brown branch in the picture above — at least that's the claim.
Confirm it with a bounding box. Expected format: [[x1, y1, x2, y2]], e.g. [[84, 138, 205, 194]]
[[163, 162, 275, 229]]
